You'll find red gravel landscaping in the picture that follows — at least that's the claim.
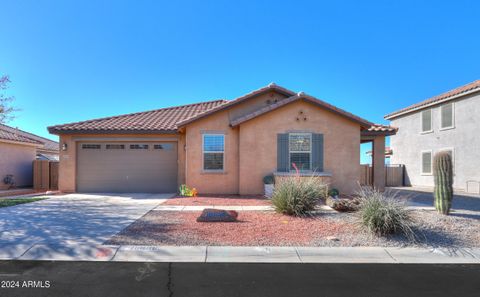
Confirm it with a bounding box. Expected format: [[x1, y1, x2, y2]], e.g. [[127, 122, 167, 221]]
[[162, 195, 272, 206], [107, 210, 355, 246]]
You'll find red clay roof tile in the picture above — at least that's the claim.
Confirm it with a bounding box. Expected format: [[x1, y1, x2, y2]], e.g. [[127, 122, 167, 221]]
[[48, 99, 228, 134]]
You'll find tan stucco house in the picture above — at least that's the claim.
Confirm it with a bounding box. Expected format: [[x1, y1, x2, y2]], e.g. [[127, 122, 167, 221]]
[[48, 84, 396, 195], [1, 124, 59, 190]]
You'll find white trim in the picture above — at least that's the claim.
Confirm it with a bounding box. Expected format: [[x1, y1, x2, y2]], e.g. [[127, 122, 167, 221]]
[[421, 150, 433, 175], [384, 87, 480, 120], [288, 132, 312, 171], [420, 109, 433, 134], [439, 102, 455, 131], [202, 133, 225, 172]]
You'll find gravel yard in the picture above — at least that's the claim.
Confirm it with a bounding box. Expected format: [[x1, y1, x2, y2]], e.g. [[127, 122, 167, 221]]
[[162, 195, 271, 206], [106, 208, 480, 248]]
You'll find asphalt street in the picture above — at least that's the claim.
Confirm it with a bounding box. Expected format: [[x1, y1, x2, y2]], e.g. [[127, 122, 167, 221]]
[[0, 261, 478, 297]]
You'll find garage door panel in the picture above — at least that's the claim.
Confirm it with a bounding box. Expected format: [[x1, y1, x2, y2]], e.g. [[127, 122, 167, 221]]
[[76, 142, 178, 193]]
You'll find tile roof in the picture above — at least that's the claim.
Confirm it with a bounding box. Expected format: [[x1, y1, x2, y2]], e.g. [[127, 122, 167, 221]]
[[176, 83, 296, 127], [48, 99, 228, 134], [385, 80, 480, 119], [0, 124, 59, 151], [48, 84, 395, 136], [229, 92, 374, 128], [367, 124, 398, 133], [0, 127, 42, 145]]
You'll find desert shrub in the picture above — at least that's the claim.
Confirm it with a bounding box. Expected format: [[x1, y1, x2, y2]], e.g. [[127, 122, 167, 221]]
[[263, 174, 275, 185], [271, 176, 327, 216], [356, 187, 415, 239]]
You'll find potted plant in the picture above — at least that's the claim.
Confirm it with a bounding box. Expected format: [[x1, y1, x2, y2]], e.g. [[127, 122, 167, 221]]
[[263, 174, 275, 198]]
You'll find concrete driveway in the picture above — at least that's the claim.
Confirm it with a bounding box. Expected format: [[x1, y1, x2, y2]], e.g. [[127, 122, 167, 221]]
[[0, 193, 172, 258]]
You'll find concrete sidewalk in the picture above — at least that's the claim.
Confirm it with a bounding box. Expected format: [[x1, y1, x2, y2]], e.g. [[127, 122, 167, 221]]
[[2, 244, 479, 263]]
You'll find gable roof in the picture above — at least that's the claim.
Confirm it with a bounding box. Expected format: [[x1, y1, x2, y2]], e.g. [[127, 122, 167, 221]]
[[0, 124, 58, 151], [176, 83, 296, 127], [48, 99, 228, 134], [230, 92, 374, 128], [48, 84, 394, 136], [385, 80, 480, 120]]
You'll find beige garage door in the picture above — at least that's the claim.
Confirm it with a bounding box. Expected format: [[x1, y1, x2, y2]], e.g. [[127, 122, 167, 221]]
[[76, 142, 178, 193]]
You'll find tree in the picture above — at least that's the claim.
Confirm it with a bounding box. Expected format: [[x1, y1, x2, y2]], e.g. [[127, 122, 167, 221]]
[[0, 75, 16, 124]]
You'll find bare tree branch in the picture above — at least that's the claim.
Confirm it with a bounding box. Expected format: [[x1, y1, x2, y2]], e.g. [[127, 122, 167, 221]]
[[0, 75, 17, 124]]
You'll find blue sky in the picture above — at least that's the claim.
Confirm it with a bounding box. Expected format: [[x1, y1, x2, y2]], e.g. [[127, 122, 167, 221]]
[[1, 0, 479, 164]]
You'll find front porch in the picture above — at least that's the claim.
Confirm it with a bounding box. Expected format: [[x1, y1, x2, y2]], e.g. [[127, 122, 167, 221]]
[[361, 125, 398, 191]]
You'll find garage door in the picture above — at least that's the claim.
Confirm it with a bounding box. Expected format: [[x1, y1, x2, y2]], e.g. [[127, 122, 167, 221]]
[[76, 142, 178, 193]]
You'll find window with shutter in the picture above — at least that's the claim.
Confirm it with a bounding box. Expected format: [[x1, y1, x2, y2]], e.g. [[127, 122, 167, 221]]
[[421, 151, 432, 174], [289, 133, 311, 171], [421, 109, 432, 133], [440, 103, 454, 129]]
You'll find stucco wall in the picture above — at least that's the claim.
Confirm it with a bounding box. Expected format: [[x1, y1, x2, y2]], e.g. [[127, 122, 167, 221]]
[[57, 133, 181, 193], [237, 100, 361, 195], [389, 92, 480, 191], [228, 91, 290, 121], [0, 142, 36, 189], [184, 111, 240, 194]]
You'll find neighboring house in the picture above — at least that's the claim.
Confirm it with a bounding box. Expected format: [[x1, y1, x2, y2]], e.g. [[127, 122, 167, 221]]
[[385, 80, 480, 193], [48, 84, 396, 195], [0, 124, 59, 190]]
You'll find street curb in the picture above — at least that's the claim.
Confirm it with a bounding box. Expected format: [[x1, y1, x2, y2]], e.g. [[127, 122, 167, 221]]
[[4, 245, 479, 264]]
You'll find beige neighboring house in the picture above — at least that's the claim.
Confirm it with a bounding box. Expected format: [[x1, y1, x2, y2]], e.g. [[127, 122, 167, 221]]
[[48, 84, 396, 195], [0, 124, 59, 190]]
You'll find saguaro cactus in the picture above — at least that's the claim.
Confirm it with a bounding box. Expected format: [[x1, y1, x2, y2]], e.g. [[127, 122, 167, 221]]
[[433, 151, 453, 215]]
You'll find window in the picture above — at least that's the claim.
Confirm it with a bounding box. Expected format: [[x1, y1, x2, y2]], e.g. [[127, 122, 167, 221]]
[[154, 144, 173, 150], [440, 103, 454, 129], [130, 144, 149, 150], [289, 133, 311, 171], [106, 144, 125, 149], [203, 134, 224, 171], [421, 151, 432, 175], [421, 109, 432, 133], [82, 144, 101, 149]]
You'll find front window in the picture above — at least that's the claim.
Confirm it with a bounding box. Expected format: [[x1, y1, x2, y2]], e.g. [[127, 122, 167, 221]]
[[421, 109, 432, 133], [203, 134, 224, 171], [289, 133, 311, 171], [421, 151, 432, 175], [440, 103, 454, 129]]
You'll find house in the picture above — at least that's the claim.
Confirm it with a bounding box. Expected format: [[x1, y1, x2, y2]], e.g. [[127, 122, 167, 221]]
[[0, 124, 59, 190], [48, 84, 396, 195], [385, 80, 480, 193]]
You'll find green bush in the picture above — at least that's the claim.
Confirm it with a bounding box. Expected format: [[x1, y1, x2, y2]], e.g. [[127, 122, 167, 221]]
[[263, 174, 275, 185], [328, 188, 339, 197], [356, 187, 415, 239], [271, 176, 327, 216]]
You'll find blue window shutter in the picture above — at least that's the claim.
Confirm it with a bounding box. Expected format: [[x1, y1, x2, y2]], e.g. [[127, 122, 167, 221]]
[[277, 134, 289, 172], [312, 133, 324, 172]]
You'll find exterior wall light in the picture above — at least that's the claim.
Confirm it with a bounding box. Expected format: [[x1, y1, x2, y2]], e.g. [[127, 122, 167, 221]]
[[62, 143, 68, 151]]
